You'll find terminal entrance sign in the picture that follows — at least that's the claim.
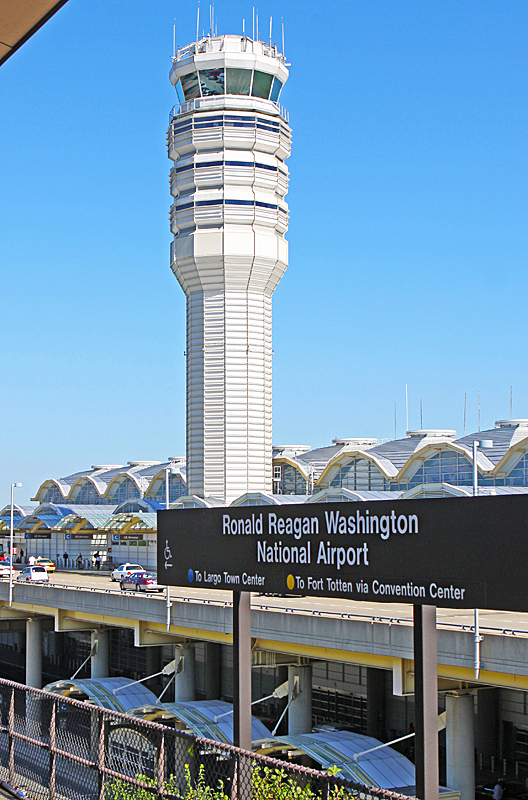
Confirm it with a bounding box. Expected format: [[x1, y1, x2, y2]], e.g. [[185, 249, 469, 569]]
[[158, 495, 528, 612]]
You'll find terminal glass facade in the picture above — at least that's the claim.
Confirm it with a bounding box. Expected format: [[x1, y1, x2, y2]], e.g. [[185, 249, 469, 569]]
[[330, 459, 389, 492], [149, 474, 186, 505]]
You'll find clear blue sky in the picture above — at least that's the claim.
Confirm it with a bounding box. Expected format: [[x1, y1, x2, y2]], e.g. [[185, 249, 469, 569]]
[[1, 0, 527, 505]]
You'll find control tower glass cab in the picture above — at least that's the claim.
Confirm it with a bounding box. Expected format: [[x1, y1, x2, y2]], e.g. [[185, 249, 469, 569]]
[[168, 36, 291, 504]]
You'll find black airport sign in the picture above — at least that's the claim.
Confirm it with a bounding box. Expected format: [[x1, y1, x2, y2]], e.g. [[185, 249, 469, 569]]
[[158, 494, 528, 611]]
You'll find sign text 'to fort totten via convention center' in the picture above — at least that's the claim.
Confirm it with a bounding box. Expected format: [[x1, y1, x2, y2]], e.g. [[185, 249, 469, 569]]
[[158, 495, 528, 612]]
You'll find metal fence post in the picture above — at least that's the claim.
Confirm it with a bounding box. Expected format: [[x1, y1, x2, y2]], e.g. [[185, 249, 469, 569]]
[[8, 687, 14, 786], [157, 730, 165, 799], [49, 698, 56, 800], [97, 709, 105, 800]]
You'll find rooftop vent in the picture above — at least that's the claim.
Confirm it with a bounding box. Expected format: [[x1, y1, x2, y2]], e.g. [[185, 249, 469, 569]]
[[127, 461, 162, 467], [495, 420, 528, 428], [406, 430, 456, 439], [91, 465, 123, 471], [273, 445, 312, 457], [332, 438, 378, 449]]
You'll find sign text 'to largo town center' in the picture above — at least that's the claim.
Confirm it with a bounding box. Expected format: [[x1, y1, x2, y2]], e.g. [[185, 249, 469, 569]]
[[158, 495, 528, 612]]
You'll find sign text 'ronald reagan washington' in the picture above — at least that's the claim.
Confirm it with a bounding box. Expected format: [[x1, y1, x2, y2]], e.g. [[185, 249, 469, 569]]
[[157, 495, 528, 612]]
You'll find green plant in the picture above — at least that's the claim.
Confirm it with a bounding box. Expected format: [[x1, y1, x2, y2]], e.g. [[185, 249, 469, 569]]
[[252, 764, 316, 799], [105, 764, 228, 800]]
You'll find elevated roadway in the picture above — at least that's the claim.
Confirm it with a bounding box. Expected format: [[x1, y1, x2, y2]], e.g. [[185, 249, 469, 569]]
[[1, 571, 528, 692]]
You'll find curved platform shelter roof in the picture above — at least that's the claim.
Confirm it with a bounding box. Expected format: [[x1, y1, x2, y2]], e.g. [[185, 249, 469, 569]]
[[43, 677, 159, 714], [129, 700, 270, 746], [265, 730, 415, 790]]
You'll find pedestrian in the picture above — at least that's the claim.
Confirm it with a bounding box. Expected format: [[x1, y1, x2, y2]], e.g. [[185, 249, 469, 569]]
[[494, 779, 504, 800], [63, 551, 69, 568], [28, 555, 36, 566], [77, 553, 83, 569], [95, 551, 101, 571]]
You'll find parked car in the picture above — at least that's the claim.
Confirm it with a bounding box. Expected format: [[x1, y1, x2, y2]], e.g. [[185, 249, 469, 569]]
[[36, 558, 56, 573], [120, 572, 163, 593], [0, 564, 15, 578], [111, 563, 143, 582], [17, 565, 50, 583]]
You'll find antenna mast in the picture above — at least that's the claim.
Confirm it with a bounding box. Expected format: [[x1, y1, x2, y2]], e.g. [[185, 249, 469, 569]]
[[173, 20, 176, 60], [196, 1, 200, 43], [405, 383, 409, 432], [269, 16, 272, 45], [282, 18, 285, 57], [252, 7, 255, 40]]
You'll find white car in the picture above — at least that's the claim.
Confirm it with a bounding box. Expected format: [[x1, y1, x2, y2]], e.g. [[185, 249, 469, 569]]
[[17, 565, 50, 583], [0, 564, 15, 578], [111, 563, 144, 582]]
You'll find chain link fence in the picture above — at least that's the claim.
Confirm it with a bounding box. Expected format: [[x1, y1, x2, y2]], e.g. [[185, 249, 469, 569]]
[[0, 679, 413, 800]]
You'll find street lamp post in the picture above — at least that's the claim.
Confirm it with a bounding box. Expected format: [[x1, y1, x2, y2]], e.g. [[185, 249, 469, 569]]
[[164, 464, 177, 631], [471, 438, 492, 678], [9, 482, 22, 607]]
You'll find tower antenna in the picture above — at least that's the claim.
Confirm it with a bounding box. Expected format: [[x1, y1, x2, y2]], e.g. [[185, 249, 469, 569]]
[[243, 18, 245, 37], [405, 383, 409, 433], [478, 391, 481, 432], [282, 18, 285, 57], [252, 7, 255, 40], [173, 20, 176, 61], [256, 9, 259, 41], [269, 16, 272, 46], [420, 398, 423, 429], [209, 4, 212, 36], [196, 1, 200, 43], [394, 403, 397, 440]]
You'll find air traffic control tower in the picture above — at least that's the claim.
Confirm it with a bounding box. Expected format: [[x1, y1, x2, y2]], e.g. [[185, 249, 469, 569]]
[[168, 35, 290, 503]]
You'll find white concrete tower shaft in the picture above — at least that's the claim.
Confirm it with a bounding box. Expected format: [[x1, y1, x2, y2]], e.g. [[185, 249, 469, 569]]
[[168, 36, 290, 503]]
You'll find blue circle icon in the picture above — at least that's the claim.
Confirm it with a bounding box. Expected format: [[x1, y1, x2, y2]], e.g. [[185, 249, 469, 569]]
[[188, 569, 194, 582]]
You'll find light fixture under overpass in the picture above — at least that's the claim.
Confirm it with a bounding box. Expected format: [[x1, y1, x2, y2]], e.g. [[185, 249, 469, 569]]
[[0, 0, 70, 67]]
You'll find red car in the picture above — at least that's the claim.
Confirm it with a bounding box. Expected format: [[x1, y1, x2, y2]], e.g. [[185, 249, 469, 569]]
[[119, 571, 163, 593]]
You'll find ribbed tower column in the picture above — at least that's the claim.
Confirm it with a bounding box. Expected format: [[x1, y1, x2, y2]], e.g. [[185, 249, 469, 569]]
[[168, 35, 290, 502]]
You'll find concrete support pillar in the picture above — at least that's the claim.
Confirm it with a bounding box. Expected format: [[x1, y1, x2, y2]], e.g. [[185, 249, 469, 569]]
[[26, 618, 42, 688], [91, 630, 110, 679], [446, 693, 475, 800], [174, 644, 195, 702], [288, 665, 312, 735], [366, 667, 386, 740], [204, 642, 221, 700]]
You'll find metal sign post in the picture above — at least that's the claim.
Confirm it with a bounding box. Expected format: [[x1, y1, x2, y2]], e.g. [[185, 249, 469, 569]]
[[232, 591, 252, 751], [414, 604, 439, 799]]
